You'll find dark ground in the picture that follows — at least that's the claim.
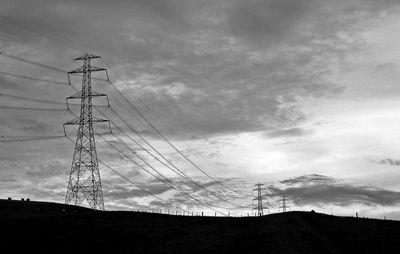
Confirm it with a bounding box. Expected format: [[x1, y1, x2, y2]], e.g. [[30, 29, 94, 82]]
[[1, 199, 400, 253]]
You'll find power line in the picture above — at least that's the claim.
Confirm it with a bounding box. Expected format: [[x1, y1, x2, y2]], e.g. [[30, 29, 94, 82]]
[[96, 116, 188, 180], [92, 127, 228, 214], [0, 31, 74, 62], [100, 159, 188, 213], [98, 107, 248, 209], [102, 64, 247, 197], [97, 132, 173, 185], [74, 107, 231, 213], [0, 93, 65, 105], [0, 105, 67, 111], [0, 135, 65, 142], [102, 108, 207, 184], [96, 131, 228, 215], [109, 81, 218, 177], [0, 52, 108, 83], [0, 14, 84, 54], [1, 51, 67, 73], [0, 93, 109, 108], [0, 70, 70, 85], [105, 77, 246, 197]]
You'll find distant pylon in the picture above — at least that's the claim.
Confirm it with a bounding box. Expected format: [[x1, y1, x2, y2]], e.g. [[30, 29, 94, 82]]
[[252, 183, 269, 216], [279, 195, 291, 212], [63, 53, 111, 210]]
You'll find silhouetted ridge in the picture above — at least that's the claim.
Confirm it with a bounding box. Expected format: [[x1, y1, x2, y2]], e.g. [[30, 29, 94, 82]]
[[1, 199, 400, 253]]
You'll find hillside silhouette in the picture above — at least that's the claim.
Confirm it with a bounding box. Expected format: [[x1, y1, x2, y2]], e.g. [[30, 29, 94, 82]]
[[1, 199, 399, 253]]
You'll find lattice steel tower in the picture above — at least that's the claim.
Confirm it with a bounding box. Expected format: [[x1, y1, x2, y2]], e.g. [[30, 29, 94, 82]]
[[279, 195, 291, 212], [63, 54, 110, 210], [252, 183, 268, 216]]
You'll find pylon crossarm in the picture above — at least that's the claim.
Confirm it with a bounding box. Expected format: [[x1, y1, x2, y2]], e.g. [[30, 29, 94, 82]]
[[74, 53, 101, 60], [68, 66, 106, 74], [92, 118, 110, 123], [105, 95, 110, 107], [64, 118, 80, 125], [66, 98, 70, 111], [67, 90, 108, 99], [105, 69, 110, 82], [108, 121, 112, 133], [64, 117, 109, 125], [66, 91, 82, 100]]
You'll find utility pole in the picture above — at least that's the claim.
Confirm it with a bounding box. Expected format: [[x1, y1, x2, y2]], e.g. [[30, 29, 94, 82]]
[[279, 195, 290, 212], [252, 183, 268, 216], [63, 54, 110, 211]]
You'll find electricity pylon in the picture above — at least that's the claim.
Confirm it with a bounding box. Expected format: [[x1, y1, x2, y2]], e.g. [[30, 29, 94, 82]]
[[279, 195, 291, 212], [252, 183, 269, 216], [63, 53, 111, 210]]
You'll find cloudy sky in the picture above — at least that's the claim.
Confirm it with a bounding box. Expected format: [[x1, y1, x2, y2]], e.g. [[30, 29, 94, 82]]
[[2, 0, 400, 218]]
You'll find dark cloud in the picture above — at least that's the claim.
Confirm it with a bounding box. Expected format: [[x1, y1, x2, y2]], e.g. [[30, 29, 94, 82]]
[[0, 0, 354, 138], [267, 127, 311, 138], [224, 0, 400, 47], [272, 174, 400, 207], [280, 174, 336, 185], [0, 177, 17, 183], [374, 158, 400, 166], [225, 0, 316, 46], [270, 184, 400, 207], [374, 62, 397, 72]]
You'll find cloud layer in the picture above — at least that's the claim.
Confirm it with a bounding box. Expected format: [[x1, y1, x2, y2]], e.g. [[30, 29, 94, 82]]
[[0, 0, 372, 138], [270, 174, 400, 207]]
